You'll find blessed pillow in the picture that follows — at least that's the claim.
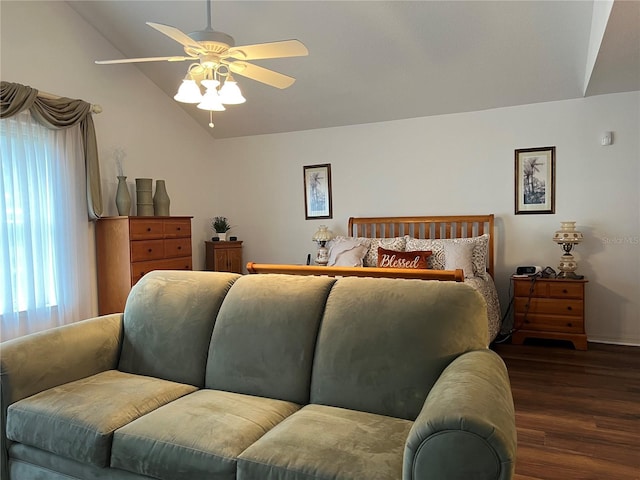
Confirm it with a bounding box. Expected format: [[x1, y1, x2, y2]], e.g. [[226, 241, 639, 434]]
[[377, 248, 432, 269], [327, 237, 370, 267], [405, 234, 489, 277], [363, 237, 406, 267]]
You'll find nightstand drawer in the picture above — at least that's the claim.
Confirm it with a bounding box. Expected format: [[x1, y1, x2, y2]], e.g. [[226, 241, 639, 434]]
[[515, 313, 583, 333], [548, 282, 583, 299], [513, 279, 583, 299], [515, 297, 583, 317]]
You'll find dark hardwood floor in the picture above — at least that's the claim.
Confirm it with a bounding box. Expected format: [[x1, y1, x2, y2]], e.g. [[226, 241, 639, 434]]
[[492, 340, 640, 480]]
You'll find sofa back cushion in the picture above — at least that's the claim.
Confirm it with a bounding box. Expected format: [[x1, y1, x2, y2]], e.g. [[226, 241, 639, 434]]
[[119, 270, 240, 387], [310, 278, 488, 420], [206, 274, 336, 405]]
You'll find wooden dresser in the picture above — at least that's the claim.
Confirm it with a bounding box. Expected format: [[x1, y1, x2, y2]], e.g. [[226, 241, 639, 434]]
[[96, 216, 193, 314], [205, 240, 243, 273], [511, 276, 587, 350]]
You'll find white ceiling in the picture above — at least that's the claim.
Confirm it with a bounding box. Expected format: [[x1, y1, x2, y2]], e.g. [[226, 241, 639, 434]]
[[68, 0, 639, 139]]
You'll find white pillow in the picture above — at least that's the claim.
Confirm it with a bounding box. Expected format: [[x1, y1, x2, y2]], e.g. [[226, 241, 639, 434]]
[[327, 237, 370, 267], [443, 242, 475, 278], [405, 234, 489, 277]]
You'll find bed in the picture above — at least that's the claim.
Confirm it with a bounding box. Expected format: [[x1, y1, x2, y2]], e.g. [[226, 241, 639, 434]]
[[247, 214, 501, 342]]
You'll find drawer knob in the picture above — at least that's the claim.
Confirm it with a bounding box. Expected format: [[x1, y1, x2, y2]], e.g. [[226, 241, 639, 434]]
[[567, 322, 573, 327], [567, 306, 573, 311], [148, 248, 152, 253], [177, 227, 181, 231], [524, 319, 530, 324], [139, 272, 145, 277], [177, 246, 182, 250], [147, 227, 151, 232], [563, 289, 568, 294]]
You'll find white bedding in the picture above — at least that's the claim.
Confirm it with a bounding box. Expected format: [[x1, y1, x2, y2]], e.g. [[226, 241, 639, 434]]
[[464, 275, 501, 343]]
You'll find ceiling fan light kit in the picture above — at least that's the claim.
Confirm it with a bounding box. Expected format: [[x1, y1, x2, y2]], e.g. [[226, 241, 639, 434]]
[[95, 0, 308, 129]]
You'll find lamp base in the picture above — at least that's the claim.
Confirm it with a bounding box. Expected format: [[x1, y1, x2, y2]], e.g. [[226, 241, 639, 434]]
[[557, 271, 584, 280]]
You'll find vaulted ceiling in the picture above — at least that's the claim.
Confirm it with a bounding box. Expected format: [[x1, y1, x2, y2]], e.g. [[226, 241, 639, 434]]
[[68, 0, 639, 139]]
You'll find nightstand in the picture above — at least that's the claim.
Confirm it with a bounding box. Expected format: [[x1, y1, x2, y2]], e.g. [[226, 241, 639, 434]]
[[205, 240, 243, 273], [511, 276, 588, 350]]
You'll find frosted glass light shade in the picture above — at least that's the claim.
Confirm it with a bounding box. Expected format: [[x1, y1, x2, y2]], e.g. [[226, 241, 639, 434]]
[[174, 79, 202, 104], [553, 221, 583, 244], [197, 88, 226, 111], [218, 79, 246, 105]]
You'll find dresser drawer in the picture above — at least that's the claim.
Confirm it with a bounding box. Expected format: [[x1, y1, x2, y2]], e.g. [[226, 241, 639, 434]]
[[164, 238, 192, 258], [514, 313, 583, 333], [515, 297, 583, 317], [130, 239, 164, 262], [129, 219, 165, 240], [131, 257, 193, 285], [164, 219, 191, 237]]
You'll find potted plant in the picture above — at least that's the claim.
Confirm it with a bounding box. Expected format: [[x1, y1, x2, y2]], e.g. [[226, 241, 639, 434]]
[[211, 216, 232, 241]]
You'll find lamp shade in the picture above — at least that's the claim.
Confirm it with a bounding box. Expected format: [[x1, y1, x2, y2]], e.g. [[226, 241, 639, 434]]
[[174, 79, 202, 104], [312, 225, 333, 243], [218, 77, 246, 105], [197, 88, 226, 111], [553, 221, 583, 244]]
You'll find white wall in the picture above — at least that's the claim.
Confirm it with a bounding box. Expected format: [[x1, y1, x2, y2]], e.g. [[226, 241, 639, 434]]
[[211, 92, 640, 346], [2, 2, 638, 345]]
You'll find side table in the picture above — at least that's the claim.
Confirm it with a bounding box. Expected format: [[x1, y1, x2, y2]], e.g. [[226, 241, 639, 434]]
[[511, 276, 588, 350]]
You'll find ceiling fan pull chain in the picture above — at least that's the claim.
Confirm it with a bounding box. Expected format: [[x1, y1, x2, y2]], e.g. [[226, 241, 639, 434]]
[[208, 111, 214, 129]]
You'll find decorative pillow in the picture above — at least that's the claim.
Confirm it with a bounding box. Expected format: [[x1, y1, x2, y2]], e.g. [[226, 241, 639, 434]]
[[363, 237, 407, 267], [327, 237, 370, 267], [377, 248, 432, 269], [443, 242, 475, 278], [405, 234, 489, 277]]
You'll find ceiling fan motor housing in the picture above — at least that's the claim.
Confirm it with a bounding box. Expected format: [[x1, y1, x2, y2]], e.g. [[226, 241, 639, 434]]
[[188, 30, 235, 53]]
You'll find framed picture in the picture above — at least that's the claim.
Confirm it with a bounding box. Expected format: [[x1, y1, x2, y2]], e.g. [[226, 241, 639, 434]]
[[303, 164, 332, 219], [514, 146, 555, 215]]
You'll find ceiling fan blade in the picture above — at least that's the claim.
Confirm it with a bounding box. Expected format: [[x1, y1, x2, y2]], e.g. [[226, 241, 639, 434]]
[[225, 61, 296, 89], [146, 22, 206, 53], [227, 40, 308, 60], [95, 56, 194, 65]]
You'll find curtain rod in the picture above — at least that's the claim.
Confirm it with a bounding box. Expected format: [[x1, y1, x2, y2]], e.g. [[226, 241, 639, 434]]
[[37, 90, 103, 114]]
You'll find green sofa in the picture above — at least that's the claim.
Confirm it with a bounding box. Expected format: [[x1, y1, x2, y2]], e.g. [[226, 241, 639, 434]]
[[1, 270, 516, 480]]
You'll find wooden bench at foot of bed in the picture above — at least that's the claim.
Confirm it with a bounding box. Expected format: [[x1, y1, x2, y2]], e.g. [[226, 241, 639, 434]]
[[246, 262, 464, 282]]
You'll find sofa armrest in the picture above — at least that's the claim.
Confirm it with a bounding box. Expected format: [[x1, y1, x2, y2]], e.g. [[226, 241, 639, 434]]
[[1, 314, 123, 479], [403, 349, 517, 480]]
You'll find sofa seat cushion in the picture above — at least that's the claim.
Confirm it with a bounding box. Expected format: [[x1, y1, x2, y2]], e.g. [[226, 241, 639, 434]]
[[237, 404, 413, 480], [5, 370, 197, 467], [111, 389, 301, 480]]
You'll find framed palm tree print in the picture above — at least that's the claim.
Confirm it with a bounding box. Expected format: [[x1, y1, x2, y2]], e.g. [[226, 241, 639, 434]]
[[515, 146, 555, 214], [303, 164, 332, 219]]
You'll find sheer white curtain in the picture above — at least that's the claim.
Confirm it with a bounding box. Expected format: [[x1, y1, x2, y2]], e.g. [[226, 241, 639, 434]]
[[0, 110, 92, 341]]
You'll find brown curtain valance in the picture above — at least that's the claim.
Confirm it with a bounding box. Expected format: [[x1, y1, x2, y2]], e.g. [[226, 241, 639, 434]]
[[1, 81, 103, 220]]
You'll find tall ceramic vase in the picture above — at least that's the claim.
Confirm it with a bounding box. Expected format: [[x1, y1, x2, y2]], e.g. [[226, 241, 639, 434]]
[[115, 176, 131, 216], [153, 180, 170, 216], [136, 178, 154, 216]]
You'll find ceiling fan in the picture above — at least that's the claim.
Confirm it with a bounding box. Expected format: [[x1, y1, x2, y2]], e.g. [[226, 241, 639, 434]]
[[96, 0, 307, 126]]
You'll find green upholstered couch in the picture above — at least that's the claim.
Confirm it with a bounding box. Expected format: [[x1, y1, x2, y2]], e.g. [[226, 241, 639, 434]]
[[1, 270, 517, 480]]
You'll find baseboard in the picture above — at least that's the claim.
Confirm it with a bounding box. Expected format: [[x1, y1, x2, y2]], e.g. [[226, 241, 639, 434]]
[[587, 338, 640, 347]]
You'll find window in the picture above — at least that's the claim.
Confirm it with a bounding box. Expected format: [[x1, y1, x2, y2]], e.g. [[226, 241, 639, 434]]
[[1, 110, 92, 340]]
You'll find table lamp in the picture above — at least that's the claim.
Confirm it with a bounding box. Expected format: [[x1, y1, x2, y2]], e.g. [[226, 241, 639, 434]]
[[312, 225, 333, 265], [553, 221, 584, 279]]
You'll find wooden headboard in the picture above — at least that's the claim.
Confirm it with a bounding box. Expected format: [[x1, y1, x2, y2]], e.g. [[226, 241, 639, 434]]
[[246, 214, 494, 281], [348, 215, 495, 277]]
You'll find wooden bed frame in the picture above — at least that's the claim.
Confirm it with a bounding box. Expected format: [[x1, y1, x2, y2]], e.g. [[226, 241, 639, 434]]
[[247, 214, 494, 282]]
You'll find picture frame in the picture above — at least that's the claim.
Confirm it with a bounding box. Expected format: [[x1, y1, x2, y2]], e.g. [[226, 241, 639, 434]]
[[303, 164, 332, 219], [514, 146, 555, 215]]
